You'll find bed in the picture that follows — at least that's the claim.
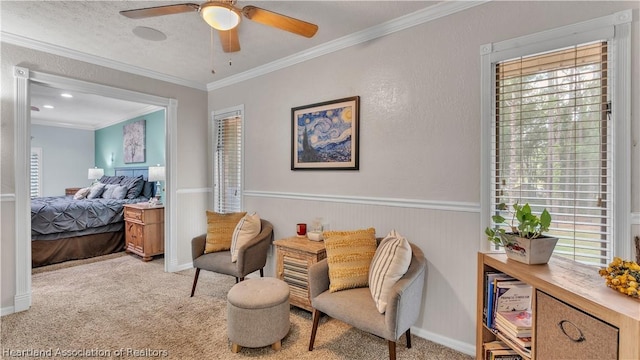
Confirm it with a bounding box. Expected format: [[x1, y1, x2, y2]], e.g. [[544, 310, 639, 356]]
[[31, 167, 156, 267]]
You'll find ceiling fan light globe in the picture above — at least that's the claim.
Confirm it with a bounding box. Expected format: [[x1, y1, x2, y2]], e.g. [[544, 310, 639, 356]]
[[200, 4, 240, 31]]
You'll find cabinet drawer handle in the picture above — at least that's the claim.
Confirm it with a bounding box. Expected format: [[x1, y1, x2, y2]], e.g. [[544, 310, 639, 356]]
[[557, 320, 586, 343]]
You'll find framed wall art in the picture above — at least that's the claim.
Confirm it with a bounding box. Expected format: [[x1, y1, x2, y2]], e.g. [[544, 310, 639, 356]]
[[291, 96, 360, 170], [123, 119, 146, 163]]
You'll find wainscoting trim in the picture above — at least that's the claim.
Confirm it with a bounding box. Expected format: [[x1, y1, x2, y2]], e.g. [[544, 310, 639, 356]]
[[244, 190, 481, 213], [1, 194, 16, 202]]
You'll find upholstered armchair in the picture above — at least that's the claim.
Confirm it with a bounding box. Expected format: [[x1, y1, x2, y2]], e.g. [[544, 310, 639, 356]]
[[308, 242, 427, 360], [190, 219, 274, 297]]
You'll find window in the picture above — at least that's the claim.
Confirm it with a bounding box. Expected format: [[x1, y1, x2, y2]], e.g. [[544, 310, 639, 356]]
[[30, 147, 42, 198], [493, 42, 610, 265], [481, 10, 632, 266], [212, 106, 243, 213]]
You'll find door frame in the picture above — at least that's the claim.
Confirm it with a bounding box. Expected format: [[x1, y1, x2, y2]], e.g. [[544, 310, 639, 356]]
[[13, 66, 178, 312]]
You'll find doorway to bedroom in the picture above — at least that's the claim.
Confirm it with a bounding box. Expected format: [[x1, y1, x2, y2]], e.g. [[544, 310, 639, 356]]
[[13, 68, 177, 313], [30, 82, 167, 270]]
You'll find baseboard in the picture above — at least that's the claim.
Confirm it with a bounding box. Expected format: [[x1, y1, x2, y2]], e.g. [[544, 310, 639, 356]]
[[1, 306, 16, 316], [411, 326, 475, 356], [169, 261, 194, 273]]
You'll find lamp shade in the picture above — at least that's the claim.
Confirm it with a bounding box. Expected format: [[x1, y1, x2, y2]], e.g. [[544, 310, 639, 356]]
[[148, 165, 165, 182], [88, 167, 104, 180], [200, 3, 240, 31]]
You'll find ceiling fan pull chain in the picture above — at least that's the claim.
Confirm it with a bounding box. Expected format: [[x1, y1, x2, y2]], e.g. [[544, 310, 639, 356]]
[[228, 30, 232, 67], [210, 27, 216, 74]]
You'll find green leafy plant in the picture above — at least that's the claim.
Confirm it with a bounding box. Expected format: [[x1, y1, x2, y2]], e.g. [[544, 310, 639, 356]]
[[485, 203, 552, 246]]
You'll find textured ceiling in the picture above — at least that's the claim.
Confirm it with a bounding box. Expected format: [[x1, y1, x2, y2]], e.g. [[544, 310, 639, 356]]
[[2, 1, 436, 86], [2, 1, 438, 128]]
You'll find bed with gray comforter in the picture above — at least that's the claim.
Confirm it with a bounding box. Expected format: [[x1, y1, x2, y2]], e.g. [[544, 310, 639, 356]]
[[31, 170, 155, 267]]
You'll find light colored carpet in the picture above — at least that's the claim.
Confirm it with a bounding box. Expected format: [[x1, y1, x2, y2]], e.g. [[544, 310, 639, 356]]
[[2, 254, 472, 359]]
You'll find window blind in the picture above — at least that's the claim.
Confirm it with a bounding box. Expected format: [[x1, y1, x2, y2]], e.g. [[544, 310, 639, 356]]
[[492, 41, 611, 266], [213, 111, 242, 213], [30, 148, 42, 198]]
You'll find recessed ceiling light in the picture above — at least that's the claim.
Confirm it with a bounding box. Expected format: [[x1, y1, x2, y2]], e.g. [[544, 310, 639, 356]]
[[61, 93, 73, 98], [132, 26, 167, 41], [43, 105, 54, 109]]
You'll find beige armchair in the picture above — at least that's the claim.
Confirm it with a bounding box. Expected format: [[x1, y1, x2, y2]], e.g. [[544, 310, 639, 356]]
[[190, 219, 274, 296], [308, 243, 427, 360]]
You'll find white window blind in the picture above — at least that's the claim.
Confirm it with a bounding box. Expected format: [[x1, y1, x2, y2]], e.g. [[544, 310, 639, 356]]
[[213, 110, 242, 213], [492, 41, 612, 266], [30, 148, 42, 198]]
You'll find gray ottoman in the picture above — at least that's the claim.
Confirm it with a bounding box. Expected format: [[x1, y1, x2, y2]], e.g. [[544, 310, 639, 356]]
[[227, 277, 290, 353]]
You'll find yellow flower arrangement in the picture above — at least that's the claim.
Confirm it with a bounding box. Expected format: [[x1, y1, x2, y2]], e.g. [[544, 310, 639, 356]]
[[599, 257, 640, 298]]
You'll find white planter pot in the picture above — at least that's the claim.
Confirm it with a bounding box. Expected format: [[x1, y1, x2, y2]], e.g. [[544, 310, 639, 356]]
[[504, 235, 558, 265]]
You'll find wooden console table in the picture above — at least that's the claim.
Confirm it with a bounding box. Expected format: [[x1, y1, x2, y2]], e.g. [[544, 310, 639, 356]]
[[273, 236, 326, 311], [477, 252, 640, 359]]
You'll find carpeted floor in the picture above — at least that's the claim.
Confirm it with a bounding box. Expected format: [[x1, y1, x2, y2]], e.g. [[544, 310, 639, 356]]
[[1, 254, 472, 359]]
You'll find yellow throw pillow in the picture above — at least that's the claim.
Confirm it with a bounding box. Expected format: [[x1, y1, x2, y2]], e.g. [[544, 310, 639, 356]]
[[204, 211, 246, 254], [323, 228, 377, 293]]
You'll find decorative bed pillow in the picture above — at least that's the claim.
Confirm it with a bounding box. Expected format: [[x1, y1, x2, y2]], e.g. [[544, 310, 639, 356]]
[[120, 175, 145, 199], [111, 185, 128, 200], [204, 211, 247, 254], [86, 183, 106, 199], [99, 175, 123, 185], [323, 228, 377, 293], [101, 184, 118, 199], [369, 230, 413, 314], [73, 187, 91, 200], [230, 212, 261, 263], [141, 181, 154, 199]]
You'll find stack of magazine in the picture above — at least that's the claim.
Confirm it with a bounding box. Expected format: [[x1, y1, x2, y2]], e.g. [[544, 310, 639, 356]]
[[483, 272, 533, 355], [483, 340, 523, 360], [495, 310, 532, 350]]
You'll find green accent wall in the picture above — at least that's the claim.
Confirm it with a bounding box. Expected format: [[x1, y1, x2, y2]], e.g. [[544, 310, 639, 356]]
[[95, 109, 165, 175]]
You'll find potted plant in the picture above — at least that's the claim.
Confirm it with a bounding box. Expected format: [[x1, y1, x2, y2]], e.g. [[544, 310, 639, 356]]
[[485, 203, 558, 265]]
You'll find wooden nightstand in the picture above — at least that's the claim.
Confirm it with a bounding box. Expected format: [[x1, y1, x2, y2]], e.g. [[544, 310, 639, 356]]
[[65, 187, 82, 196], [273, 236, 326, 311], [123, 203, 164, 261]]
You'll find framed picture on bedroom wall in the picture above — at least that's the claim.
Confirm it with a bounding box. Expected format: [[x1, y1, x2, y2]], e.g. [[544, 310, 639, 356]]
[[123, 119, 146, 163], [291, 96, 360, 170]]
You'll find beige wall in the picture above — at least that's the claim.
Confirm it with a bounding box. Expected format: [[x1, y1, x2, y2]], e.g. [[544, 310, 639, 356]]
[[209, 1, 639, 353], [1, 0, 638, 354], [1, 44, 209, 309]]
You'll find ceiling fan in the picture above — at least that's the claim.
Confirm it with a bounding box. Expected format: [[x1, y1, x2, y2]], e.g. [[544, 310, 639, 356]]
[[120, 1, 319, 53]]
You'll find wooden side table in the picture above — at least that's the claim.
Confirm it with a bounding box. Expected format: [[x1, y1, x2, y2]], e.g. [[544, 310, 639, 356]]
[[273, 236, 326, 311], [123, 203, 164, 261], [65, 187, 82, 196]]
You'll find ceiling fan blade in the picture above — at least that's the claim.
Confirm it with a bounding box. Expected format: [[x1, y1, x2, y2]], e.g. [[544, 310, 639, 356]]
[[242, 5, 318, 38], [120, 3, 200, 19], [218, 28, 240, 53]]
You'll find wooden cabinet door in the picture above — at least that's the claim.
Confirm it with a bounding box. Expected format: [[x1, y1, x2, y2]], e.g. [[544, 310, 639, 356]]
[[126, 221, 144, 253]]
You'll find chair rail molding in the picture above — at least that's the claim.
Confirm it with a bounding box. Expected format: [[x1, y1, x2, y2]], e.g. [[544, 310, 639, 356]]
[[244, 190, 480, 214]]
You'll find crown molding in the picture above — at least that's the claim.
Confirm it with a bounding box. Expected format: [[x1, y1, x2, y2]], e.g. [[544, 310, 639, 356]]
[[207, 0, 488, 91], [1, 1, 488, 93], [1, 32, 207, 91], [31, 105, 162, 131], [94, 105, 164, 130]]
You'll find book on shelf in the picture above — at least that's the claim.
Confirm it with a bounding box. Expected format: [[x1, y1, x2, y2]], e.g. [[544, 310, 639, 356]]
[[493, 282, 531, 313], [495, 320, 532, 340], [483, 340, 509, 360], [497, 329, 532, 356], [484, 272, 515, 328], [489, 348, 523, 360], [495, 310, 532, 333]]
